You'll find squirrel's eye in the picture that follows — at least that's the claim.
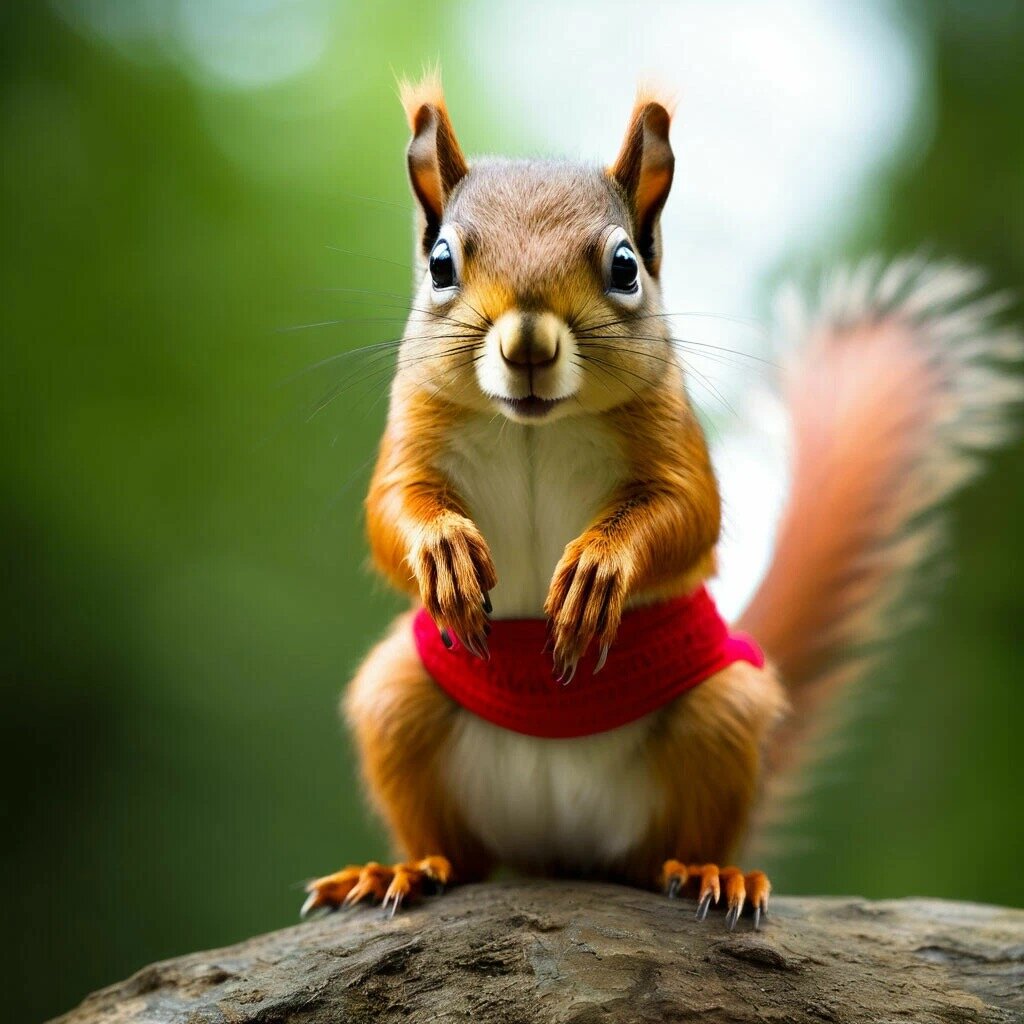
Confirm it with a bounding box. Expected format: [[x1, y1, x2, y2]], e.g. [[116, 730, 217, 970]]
[[429, 239, 457, 290], [609, 243, 639, 292]]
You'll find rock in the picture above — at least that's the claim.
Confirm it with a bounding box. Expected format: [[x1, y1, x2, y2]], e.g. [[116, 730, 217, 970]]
[[52, 881, 1024, 1023]]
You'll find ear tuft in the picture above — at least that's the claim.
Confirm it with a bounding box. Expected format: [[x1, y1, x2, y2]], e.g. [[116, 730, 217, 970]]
[[610, 89, 676, 276], [397, 69, 469, 256], [398, 67, 447, 131], [633, 79, 678, 119]]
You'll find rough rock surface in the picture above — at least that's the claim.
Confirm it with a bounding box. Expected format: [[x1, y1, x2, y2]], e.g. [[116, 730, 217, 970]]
[[54, 881, 1024, 1023]]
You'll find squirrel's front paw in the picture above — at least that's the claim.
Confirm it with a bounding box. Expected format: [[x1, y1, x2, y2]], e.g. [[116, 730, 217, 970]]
[[410, 516, 497, 658], [545, 538, 630, 682]]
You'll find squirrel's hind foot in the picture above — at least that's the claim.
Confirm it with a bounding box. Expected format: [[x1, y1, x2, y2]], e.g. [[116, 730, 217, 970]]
[[660, 860, 770, 931], [301, 855, 452, 918]]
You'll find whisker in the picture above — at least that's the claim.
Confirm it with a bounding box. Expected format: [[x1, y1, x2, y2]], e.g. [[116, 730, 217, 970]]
[[403, 353, 487, 409], [567, 293, 605, 334], [316, 285, 424, 303], [577, 353, 661, 391], [392, 343, 484, 371], [322, 452, 379, 514], [458, 296, 494, 331], [675, 361, 738, 421], [579, 341, 739, 419], [280, 331, 483, 385], [570, 355, 615, 399], [579, 338, 767, 378], [577, 353, 657, 408], [326, 245, 414, 274], [577, 341, 683, 369], [280, 316, 423, 333], [320, 292, 490, 334], [333, 191, 413, 214], [262, 330, 480, 448], [577, 331, 777, 368], [578, 309, 767, 336], [665, 335, 776, 369], [306, 340, 485, 420], [280, 340, 403, 383], [282, 303, 486, 336]]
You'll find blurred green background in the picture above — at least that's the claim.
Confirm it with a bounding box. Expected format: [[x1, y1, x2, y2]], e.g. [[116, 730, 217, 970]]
[[1, 2, 1021, 1021]]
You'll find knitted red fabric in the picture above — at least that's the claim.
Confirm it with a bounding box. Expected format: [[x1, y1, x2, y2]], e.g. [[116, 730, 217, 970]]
[[412, 586, 764, 739]]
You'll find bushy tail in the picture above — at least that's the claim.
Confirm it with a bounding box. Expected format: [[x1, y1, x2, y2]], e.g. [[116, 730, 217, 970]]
[[738, 257, 1023, 826]]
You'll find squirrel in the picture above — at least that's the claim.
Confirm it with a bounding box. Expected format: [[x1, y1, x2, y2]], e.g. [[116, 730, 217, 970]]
[[301, 75, 1022, 928]]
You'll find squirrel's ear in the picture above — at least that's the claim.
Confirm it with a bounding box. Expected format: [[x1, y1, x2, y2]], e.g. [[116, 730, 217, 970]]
[[399, 74, 469, 255], [611, 94, 675, 276]]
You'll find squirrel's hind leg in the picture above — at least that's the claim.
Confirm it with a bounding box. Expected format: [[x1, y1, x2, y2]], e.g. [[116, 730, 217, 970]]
[[301, 856, 453, 917], [300, 613, 491, 917], [637, 661, 785, 930]]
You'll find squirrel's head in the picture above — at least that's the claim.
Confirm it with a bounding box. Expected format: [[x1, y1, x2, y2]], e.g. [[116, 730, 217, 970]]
[[397, 74, 677, 424]]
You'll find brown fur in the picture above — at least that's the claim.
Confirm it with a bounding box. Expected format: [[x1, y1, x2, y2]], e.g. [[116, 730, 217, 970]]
[[310, 83, 1020, 910], [545, 381, 722, 673], [399, 71, 469, 256], [324, 77, 774, 896], [630, 661, 787, 886], [344, 614, 494, 881], [609, 96, 675, 275]]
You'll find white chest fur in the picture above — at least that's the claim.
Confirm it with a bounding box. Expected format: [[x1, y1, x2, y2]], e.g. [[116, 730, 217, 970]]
[[444, 713, 660, 872], [438, 414, 625, 618], [438, 414, 656, 870]]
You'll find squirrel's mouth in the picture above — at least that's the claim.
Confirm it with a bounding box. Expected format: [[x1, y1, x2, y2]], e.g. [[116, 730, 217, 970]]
[[497, 395, 568, 419]]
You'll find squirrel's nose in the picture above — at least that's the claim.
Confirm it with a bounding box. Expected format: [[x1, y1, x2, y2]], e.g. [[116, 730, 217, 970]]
[[496, 311, 561, 367]]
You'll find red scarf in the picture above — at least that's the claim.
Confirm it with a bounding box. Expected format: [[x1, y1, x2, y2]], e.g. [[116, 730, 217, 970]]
[[412, 586, 764, 739]]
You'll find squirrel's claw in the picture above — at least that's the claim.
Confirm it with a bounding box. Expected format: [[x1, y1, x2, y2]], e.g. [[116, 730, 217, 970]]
[[382, 890, 404, 918], [555, 659, 578, 686], [745, 871, 770, 931], [463, 632, 490, 660], [412, 517, 497, 661], [725, 899, 744, 931], [301, 856, 453, 918], [299, 890, 328, 920], [444, 628, 489, 660], [660, 861, 770, 931], [300, 864, 363, 918], [696, 891, 714, 921], [544, 538, 628, 678], [341, 863, 390, 907]]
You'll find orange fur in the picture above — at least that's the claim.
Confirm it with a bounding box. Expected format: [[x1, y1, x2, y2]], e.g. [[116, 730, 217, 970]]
[[345, 360, 779, 895], [399, 71, 469, 254], [739, 260, 1022, 837], [609, 660, 787, 887], [545, 380, 721, 674], [397, 69, 447, 131], [305, 87, 1020, 921], [366, 384, 496, 652], [344, 614, 493, 882], [303, 79, 779, 917]]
